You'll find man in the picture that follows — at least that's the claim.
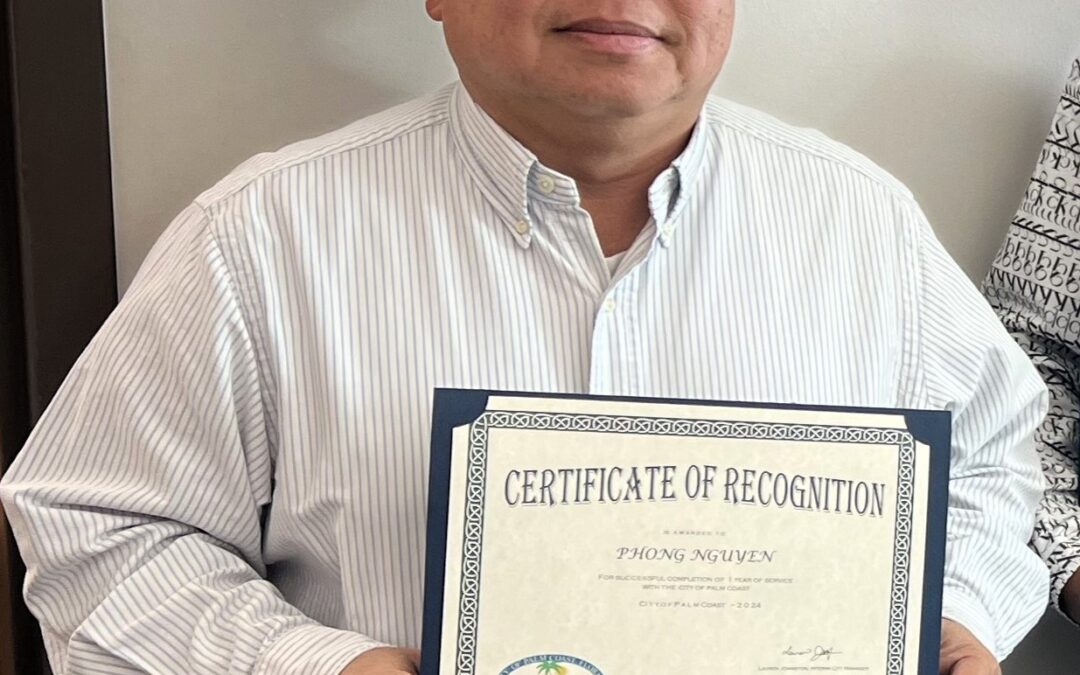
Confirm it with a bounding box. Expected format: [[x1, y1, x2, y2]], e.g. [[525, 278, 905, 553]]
[[0, 2, 1047, 674], [983, 54, 1080, 625]]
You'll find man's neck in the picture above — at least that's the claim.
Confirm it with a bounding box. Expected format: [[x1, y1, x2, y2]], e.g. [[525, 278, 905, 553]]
[[465, 83, 700, 256]]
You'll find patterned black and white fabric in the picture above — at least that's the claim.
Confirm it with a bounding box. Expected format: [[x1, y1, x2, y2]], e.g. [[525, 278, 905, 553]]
[[984, 56, 1080, 617]]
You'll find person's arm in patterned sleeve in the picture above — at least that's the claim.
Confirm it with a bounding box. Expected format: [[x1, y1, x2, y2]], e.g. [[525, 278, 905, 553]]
[[982, 55, 1080, 624], [984, 261, 1080, 623]]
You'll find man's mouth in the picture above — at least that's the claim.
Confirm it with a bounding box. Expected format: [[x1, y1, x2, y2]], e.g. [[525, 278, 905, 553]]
[[556, 19, 662, 40], [554, 18, 664, 53]]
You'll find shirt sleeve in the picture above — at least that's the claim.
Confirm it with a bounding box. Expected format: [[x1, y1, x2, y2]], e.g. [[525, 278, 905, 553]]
[[0, 203, 382, 673], [904, 199, 1050, 660]]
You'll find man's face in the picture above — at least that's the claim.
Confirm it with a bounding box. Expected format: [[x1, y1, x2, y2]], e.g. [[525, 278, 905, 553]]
[[426, 0, 735, 120]]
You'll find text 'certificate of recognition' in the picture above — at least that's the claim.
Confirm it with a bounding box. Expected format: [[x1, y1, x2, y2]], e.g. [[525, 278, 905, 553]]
[[421, 390, 949, 675]]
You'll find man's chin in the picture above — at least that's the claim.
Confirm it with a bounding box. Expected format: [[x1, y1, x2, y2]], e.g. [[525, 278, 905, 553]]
[[547, 82, 677, 121]]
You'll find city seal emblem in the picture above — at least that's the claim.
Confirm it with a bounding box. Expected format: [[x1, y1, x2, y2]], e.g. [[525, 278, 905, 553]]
[[498, 655, 603, 675]]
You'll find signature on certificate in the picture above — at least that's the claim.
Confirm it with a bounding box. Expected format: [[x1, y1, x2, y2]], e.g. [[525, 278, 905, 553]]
[[781, 645, 844, 662]]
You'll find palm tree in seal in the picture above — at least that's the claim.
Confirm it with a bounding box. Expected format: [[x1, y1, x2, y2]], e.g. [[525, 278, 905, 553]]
[[536, 660, 567, 675]]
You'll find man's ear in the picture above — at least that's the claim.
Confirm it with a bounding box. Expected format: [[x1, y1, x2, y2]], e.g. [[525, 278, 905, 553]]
[[426, 0, 444, 21]]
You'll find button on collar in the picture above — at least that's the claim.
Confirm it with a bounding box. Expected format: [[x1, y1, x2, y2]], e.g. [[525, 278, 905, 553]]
[[658, 223, 675, 248], [527, 164, 580, 205]]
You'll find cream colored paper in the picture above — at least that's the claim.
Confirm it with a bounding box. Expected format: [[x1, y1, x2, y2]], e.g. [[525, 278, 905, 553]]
[[438, 397, 932, 675]]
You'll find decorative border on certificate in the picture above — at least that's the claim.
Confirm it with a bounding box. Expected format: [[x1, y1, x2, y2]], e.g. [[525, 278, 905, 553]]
[[453, 411, 916, 675]]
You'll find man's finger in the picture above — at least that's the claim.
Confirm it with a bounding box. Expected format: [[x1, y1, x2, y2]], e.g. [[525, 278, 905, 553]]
[[950, 659, 977, 675], [946, 655, 997, 675]]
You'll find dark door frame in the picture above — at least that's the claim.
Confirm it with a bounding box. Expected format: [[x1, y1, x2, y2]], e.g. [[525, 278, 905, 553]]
[[1, 1, 117, 673]]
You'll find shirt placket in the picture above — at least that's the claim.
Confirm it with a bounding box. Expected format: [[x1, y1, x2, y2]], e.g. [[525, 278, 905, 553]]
[[589, 260, 644, 396], [590, 173, 677, 397], [525, 165, 662, 398]]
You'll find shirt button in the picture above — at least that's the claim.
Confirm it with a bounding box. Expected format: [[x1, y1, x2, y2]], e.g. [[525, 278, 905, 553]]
[[514, 219, 530, 235], [659, 224, 674, 246], [604, 298, 617, 314], [537, 175, 556, 194]]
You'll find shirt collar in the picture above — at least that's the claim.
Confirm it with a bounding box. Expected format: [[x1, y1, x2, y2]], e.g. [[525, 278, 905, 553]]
[[449, 82, 710, 250]]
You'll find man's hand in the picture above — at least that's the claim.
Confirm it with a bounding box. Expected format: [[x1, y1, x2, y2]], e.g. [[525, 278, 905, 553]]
[[341, 647, 421, 675], [1063, 570, 1080, 623], [939, 619, 999, 675]]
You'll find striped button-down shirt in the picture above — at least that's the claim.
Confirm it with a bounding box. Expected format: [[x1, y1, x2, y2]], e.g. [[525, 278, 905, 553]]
[[1, 83, 1049, 673]]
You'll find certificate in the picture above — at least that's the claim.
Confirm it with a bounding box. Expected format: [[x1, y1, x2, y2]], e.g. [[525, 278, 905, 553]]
[[421, 390, 949, 675]]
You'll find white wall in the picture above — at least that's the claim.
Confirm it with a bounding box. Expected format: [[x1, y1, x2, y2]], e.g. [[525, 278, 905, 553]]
[[103, 1, 1080, 670], [721, 0, 1080, 284], [104, 0, 456, 289]]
